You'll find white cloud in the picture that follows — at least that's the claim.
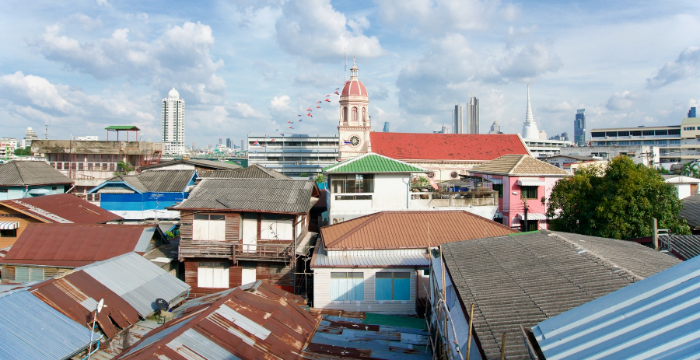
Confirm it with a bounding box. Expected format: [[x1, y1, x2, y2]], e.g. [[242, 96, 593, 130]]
[[275, 0, 384, 62], [66, 13, 103, 31], [96, 0, 109, 6], [499, 4, 519, 22], [376, 0, 498, 35], [0, 71, 72, 113], [646, 46, 700, 89], [498, 42, 563, 81], [229, 102, 263, 118], [606, 91, 639, 110], [31, 21, 226, 104]]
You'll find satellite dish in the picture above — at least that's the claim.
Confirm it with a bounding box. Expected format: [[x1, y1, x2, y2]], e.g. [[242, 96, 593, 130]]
[[155, 298, 169, 311], [97, 298, 104, 313]]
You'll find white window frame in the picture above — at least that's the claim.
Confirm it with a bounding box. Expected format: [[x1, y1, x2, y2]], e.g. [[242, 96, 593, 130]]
[[197, 262, 229, 288], [193, 214, 226, 241]]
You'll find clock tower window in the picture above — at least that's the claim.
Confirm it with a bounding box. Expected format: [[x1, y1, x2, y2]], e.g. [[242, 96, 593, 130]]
[[343, 107, 348, 124], [362, 107, 366, 124], [352, 107, 358, 122]]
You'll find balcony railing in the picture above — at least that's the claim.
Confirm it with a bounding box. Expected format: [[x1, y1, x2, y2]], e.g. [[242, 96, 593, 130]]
[[178, 241, 313, 262]]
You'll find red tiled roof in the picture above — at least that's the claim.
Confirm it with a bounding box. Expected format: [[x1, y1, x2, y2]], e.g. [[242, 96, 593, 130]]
[[341, 79, 368, 97], [369, 133, 529, 161], [321, 210, 516, 250], [0, 194, 122, 223], [0, 223, 158, 267]]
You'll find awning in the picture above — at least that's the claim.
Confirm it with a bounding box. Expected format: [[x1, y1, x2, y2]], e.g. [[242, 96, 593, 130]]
[[486, 178, 503, 185], [97, 188, 135, 194], [517, 178, 545, 186], [517, 213, 547, 221], [0, 222, 19, 230], [28, 189, 50, 195]]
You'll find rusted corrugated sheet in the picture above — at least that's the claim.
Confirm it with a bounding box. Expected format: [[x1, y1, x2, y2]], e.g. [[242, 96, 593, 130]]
[[30, 270, 140, 339], [1, 223, 158, 267], [0, 193, 122, 223], [118, 282, 322, 360]]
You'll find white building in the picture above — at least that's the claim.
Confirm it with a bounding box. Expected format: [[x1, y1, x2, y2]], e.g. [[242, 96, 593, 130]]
[[324, 153, 499, 224], [162, 88, 186, 156], [520, 85, 572, 158], [559, 145, 659, 168], [0, 138, 18, 158], [247, 133, 339, 177], [22, 127, 39, 148], [663, 175, 700, 199], [467, 96, 479, 134]]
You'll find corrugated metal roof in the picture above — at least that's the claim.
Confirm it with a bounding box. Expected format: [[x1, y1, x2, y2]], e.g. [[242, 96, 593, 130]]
[[531, 254, 700, 360], [118, 282, 320, 360], [319, 211, 516, 251], [470, 154, 570, 176], [0, 193, 123, 223], [1, 223, 161, 267], [680, 195, 700, 229], [0, 289, 96, 360], [197, 164, 291, 179], [175, 178, 316, 213], [314, 245, 430, 267], [441, 230, 681, 360], [659, 234, 700, 261], [141, 159, 242, 171], [81, 253, 190, 317], [100, 170, 195, 193], [322, 153, 427, 173], [0, 160, 73, 186]]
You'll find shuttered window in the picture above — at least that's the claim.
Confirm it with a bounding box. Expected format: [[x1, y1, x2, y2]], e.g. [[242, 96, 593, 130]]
[[193, 214, 226, 241], [330, 272, 364, 301], [197, 262, 229, 288], [260, 214, 293, 240], [15, 267, 44, 282], [376, 272, 410, 300]]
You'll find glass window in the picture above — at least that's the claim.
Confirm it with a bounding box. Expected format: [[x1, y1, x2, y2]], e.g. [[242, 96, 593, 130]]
[[197, 262, 229, 288], [1, 229, 17, 237], [591, 132, 605, 138], [657, 140, 668, 145], [493, 184, 503, 198], [643, 130, 655, 136], [331, 272, 364, 301], [376, 272, 410, 301], [330, 175, 374, 194], [606, 131, 617, 137], [521, 186, 538, 199], [644, 141, 655, 145], [14, 267, 43, 282], [655, 130, 668, 136], [618, 131, 629, 136], [630, 131, 642, 136], [668, 129, 680, 135]]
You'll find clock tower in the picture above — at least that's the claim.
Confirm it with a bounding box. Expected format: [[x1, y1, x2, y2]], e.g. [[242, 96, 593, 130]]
[[338, 57, 372, 160]]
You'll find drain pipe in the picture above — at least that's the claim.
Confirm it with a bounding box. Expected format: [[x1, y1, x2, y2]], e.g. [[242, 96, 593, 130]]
[[653, 218, 658, 250]]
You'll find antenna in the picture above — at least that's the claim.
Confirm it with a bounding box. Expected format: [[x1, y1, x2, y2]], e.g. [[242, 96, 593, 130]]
[[344, 50, 347, 81]]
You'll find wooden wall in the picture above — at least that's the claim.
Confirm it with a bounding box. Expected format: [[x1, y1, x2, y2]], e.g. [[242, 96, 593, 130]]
[[179, 212, 240, 242], [183, 258, 243, 296], [0, 206, 45, 248], [225, 213, 240, 241], [180, 212, 193, 241], [1, 265, 71, 283], [256, 262, 294, 292], [182, 258, 296, 296]]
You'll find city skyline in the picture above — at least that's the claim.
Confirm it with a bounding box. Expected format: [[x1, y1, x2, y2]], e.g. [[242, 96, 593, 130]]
[[0, 0, 698, 146]]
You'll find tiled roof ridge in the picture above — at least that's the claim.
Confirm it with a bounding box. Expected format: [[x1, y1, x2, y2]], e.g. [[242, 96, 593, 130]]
[[546, 231, 645, 281], [509, 154, 529, 174], [12, 162, 25, 185], [323, 152, 370, 172], [324, 212, 384, 248]]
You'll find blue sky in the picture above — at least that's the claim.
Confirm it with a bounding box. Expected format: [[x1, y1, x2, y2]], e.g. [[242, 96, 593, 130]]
[[0, 0, 699, 148]]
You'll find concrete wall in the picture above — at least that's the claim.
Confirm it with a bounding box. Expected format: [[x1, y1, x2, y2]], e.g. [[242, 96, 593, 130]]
[[100, 192, 187, 220], [313, 267, 419, 315], [329, 174, 408, 222], [0, 185, 66, 201]]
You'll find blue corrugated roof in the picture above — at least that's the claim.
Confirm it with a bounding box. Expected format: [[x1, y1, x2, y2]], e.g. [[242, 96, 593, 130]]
[[0, 290, 97, 360], [531, 255, 700, 360]]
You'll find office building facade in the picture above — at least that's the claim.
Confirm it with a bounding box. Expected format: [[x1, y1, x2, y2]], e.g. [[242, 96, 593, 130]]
[[467, 97, 479, 134], [162, 88, 185, 156], [247, 133, 339, 177], [383, 122, 390, 132], [453, 104, 463, 134], [690, 107, 697, 118], [574, 109, 586, 145]]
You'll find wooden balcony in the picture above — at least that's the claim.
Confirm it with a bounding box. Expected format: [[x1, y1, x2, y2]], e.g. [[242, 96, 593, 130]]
[[178, 240, 312, 262]]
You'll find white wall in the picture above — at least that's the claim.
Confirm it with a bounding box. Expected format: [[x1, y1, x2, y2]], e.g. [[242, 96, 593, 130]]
[[142, 163, 195, 171], [329, 174, 409, 222], [313, 267, 418, 315], [674, 184, 691, 199]]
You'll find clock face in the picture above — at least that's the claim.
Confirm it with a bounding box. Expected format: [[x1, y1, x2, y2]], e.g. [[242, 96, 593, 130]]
[[350, 136, 360, 146]]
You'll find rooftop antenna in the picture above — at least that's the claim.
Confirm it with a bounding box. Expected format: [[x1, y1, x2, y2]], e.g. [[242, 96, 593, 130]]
[[344, 49, 347, 81], [45, 124, 48, 140]]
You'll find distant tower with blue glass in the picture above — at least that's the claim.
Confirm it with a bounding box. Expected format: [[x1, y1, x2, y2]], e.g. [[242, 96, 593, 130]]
[[574, 109, 586, 146], [383, 122, 390, 132], [689, 107, 697, 118]]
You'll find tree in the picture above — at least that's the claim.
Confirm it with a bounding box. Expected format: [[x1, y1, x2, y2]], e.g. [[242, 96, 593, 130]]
[[546, 156, 690, 239], [115, 161, 133, 175], [681, 161, 700, 179], [14, 147, 31, 156]]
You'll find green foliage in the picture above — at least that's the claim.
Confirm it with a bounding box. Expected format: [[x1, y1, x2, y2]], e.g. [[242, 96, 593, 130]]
[[681, 161, 700, 179], [655, 167, 672, 175], [411, 176, 430, 187], [300, 172, 308, 177], [14, 147, 31, 156], [315, 173, 325, 183], [546, 156, 690, 239], [114, 160, 134, 175], [164, 229, 180, 239]]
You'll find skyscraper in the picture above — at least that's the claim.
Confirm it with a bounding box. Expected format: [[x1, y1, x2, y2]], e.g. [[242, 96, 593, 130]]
[[488, 121, 502, 134], [383, 122, 390, 132], [467, 97, 479, 134], [226, 138, 232, 148], [521, 85, 540, 139], [574, 109, 586, 145], [453, 104, 463, 134], [689, 107, 697, 118], [241, 139, 245, 150], [162, 88, 185, 156]]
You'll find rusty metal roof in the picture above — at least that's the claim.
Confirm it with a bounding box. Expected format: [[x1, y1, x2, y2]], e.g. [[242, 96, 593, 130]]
[[0, 193, 123, 223], [0, 160, 73, 186], [118, 281, 321, 360], [319, 210, 516, 251], [0, 223, 164, 267]]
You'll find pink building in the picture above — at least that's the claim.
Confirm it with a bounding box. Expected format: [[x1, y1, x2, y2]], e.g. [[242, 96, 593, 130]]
[[470, 154, 570, 231]]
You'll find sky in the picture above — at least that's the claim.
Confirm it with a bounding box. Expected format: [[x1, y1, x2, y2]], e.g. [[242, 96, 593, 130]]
[[0, 0, 699, 148]]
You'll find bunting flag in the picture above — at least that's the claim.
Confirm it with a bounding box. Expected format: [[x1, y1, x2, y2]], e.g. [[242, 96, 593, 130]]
[[253, 141, 259, 145], [325, 94, 330, 97], [289, 126, 293, 129], [265, 134, 269, 138], [298, 114, 301, 117], [307, 113, 312, 117], [299, 119, 302, 122], [335, 88, 339, 90], [324, 99, 330, 102], [306, 108, 311, 111], [334, 91, 339, 95], [271, 139, 275, 142], [316, 105, 321, 108], [287, 121, 291, 123], [316, 101, 321, 104]]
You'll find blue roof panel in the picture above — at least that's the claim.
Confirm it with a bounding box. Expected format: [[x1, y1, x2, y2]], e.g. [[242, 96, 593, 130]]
[[532, 256, 700, 360]]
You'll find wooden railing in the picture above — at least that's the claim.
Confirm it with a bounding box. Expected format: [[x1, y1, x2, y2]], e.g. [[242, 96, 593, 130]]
[[178, 241, 312, 262]]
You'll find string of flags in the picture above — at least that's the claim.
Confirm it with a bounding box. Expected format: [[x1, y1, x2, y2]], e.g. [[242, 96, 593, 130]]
[[253, 87, 341, 148]]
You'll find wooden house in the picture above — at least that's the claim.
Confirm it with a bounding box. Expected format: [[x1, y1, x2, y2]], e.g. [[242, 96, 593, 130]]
[[172, 178, 319, 296]]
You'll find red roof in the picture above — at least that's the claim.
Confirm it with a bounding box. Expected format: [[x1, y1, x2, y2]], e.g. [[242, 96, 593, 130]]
[[1, 223, 160, 267], [369, 133, 529, 161], [341, 79, 368, 97], [0, 194, 122, 223]]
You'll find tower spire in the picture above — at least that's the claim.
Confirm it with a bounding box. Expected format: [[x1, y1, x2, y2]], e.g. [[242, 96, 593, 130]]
[[521, 84, 539, 139], [350, 55, 359, 79], [525, 84, 534, 124]]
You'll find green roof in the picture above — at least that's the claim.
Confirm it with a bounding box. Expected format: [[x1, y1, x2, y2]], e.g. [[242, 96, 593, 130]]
[[105, 126, 140, 130], [323, 153, 426, 173]]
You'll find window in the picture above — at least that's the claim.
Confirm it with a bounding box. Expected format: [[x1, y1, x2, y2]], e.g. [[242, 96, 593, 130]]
[[668, 129, 681, 135], [0, 189, 7, 193], [331, 174, 374, 193], [643, 130, 655, 136], [618, 131, 629, 136], [591, 132, 605, 138], [352, 107, 358, 122], [193, 214, 226, 241], [493, 184, 503, 198], [197, 262, 229, 288], [655, 130, 668, 136], [331, 272, 364, 301], [1, 229, 17, 237], [644, 141, 655, 145], [15, 267, 44, 282], [606, 131, 617, 137], [52, 186, 58, 191], [260, 214, 293, 240], [670, 140, 681, 145], [657, 140, 668, 145], [630, 131, 642, 136], [521, 186, 538, 199], [376, 272, 410, 300]]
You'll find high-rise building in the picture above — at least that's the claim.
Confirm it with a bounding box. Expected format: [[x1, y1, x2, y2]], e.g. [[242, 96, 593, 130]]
[[467, 97, 479, 134], [453, 104, 463, 134], [219, 137, 222, 145], [689, 107, 697, 118], [22, 127, 39, 148], [521, 85, 540, 139], [226, 138, 232, 148], [488, 121, 502, 134], [241, 140, 245, 150], [162, 88, 185, 156], [383, 122, 390, 132], [574, 109, 586, 145]]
